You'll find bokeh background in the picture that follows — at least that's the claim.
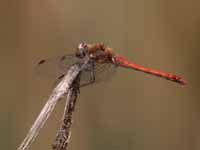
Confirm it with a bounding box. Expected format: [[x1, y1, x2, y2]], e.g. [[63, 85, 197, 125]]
[[1, 0, 200, 150]]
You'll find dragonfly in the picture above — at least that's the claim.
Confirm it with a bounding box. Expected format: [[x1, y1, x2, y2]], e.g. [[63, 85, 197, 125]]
[[18, 42, 186, 150], [37, 42, 186, 86]]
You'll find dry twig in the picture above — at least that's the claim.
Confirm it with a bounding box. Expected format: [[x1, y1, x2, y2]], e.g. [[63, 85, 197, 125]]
[[52, 72, 80, 150], [17, 62, 86, 150]]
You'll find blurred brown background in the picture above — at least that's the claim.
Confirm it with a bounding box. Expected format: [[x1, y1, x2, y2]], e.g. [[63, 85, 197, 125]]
[[1, 0, 200, 150]]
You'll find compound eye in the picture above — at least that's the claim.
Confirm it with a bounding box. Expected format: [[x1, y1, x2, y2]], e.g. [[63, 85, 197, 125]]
[[78, 42, 87, 49], [76, 42, 88, 58]]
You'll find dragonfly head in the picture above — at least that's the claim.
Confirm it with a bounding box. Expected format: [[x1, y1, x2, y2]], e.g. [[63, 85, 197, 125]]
[[76, 42, 89, 58]]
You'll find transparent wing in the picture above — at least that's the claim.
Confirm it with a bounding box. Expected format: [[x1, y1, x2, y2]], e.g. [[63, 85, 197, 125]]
[[55, 62, 117, 87], [35, 54, 79, 80], [94, 62, 117, 82], [36, 54, 117, 86], [79, 62, 118, 86]]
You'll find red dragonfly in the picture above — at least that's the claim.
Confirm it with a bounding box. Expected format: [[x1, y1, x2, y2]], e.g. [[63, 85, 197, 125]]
[[37, 42, 186, 86], [18, 42, 187, 150]]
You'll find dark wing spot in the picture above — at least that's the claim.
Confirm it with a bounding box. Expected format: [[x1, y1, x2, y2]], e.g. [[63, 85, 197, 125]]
[[60, 56, 66, 61], [38, 59, 46, 65]]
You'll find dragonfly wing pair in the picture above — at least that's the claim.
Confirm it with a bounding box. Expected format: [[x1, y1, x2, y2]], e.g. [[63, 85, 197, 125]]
[[36, 54, 117, 86]]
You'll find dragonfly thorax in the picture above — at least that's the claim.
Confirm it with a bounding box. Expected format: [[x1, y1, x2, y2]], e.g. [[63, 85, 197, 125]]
[[75, 43, 114, 64]]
